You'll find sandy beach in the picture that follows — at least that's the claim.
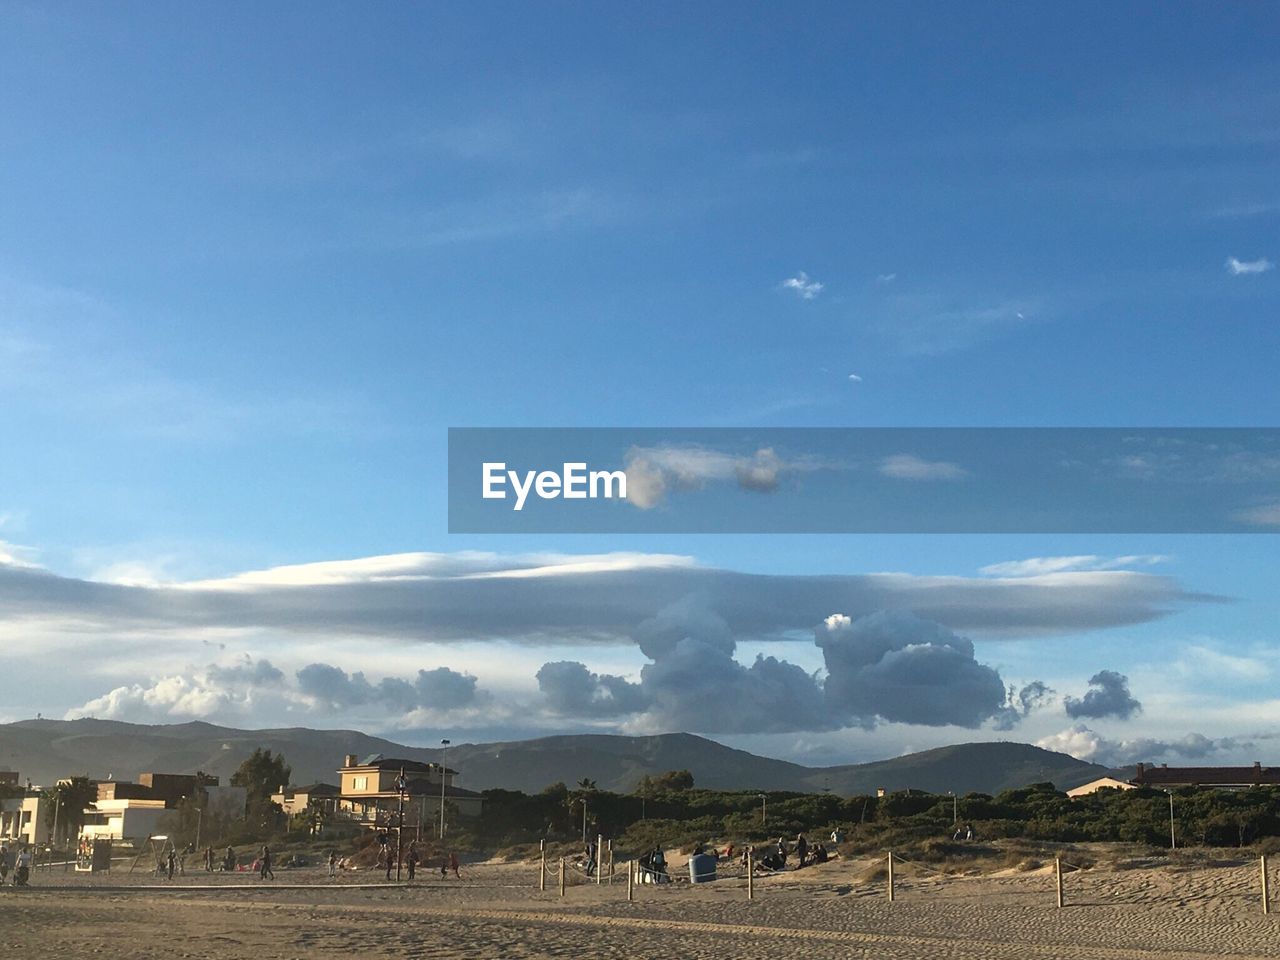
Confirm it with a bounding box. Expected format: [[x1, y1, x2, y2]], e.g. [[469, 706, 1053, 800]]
[[4, 852, 1277, 959]]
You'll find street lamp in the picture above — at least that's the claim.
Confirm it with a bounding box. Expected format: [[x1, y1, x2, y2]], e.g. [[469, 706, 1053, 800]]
[[758, 793, 767, 826], [395, 769, 408, 881], [947, 791, 957, 826], [1166, 789, 1176, 850]]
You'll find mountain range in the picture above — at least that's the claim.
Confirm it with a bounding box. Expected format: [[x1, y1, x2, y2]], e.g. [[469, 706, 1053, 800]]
[[0, 718, 1113, 796]]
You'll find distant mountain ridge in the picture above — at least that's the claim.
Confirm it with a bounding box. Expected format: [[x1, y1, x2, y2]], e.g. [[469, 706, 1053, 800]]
[[0, 718, 1110, 796]]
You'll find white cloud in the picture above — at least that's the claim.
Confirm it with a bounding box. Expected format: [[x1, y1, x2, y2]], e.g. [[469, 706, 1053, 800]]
[[1037, 723, 1261, 766], [1174, 645, 1272, 682], [1226, 256, 1274, 275], [847, 373, 863, 382], [1234, 501, 1280, 527], [979, 555, 1169, 578], [879, 454, 969, 481], [781, 272, 824, 300], [623, 445, 812, 508], [876, 273, 897, 284]]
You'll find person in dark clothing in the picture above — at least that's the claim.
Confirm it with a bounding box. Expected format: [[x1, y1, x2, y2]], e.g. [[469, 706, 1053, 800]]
[[259, 845, 274, 880], [796, 834, 808, 867], [166, 846, 176, 880], [406, 843, 419, 880]]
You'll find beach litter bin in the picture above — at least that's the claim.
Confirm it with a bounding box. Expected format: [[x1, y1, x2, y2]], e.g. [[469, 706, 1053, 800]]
[[688, 853, 717, 884]]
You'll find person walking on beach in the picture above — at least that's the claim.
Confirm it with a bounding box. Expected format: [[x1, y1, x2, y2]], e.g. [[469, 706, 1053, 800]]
[[0, 844, 10, 884], [383, 846, 394, 881], [259, 845, 274, 880], [166, 845, 177, 880], [204, 845, 215, 872], [449, 851, 460, 879], [406, 843, 419, 880], [795, 833, 808, 868], [224, 846, 236, 872], [328, 849, 338, 878], [440, 852, 449, 879]]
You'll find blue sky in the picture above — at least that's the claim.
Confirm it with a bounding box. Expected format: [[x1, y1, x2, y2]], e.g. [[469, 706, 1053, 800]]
[[1, 3, 1277, 771]]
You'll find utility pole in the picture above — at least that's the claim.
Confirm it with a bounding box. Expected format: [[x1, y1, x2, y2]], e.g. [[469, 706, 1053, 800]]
[[395, 769, 407, 881], [194, 808, 203, 854], [438, 765, 447, 839]]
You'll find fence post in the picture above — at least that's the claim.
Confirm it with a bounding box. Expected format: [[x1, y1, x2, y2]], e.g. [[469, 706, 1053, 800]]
[[1055, 856, 1064, 909], [1262, 855, 1270, 915], [559, 857, 565, 898], [539, 840, 546, 891], [627, 859, 634, 901], [747, 850, 754, 900], [887, 851, 894, 902]]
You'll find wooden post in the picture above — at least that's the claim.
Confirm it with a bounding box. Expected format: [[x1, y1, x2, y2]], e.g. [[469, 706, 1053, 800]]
[[627, 859, 634, 901], [887, 851, 894, 902], [608, 840, 614, 885], [1262, 855, 1270, 915], [539, 840, 546, 892], [1055, 856, 1064, 909], [747, 850, 754, 900], [558, 857, 566, 897], [596, 833, 603, 885]]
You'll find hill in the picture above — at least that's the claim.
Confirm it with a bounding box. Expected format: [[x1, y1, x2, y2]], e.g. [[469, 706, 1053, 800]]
[[0, 718, 1109, 796]]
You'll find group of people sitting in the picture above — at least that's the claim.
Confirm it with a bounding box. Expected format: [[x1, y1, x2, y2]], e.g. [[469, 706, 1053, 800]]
[[743, 833, 837, 872]]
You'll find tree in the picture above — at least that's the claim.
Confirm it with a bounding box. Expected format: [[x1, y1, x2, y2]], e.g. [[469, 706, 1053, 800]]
[[231, 749, 291, 839], [651, 770, 694, 792], [44, 776, 97, 845], [230, 748, 291, 805], [575, 778, 598, 792]]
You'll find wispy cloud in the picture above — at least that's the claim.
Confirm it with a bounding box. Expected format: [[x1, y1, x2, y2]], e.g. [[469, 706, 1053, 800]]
[[847, 373, 863, 382], [980, 555, 1169, 578], [1226, 256, 1274, 276], [1234, 500, 1280, 527], [781, 272, 824, 300], [879, 453, 968, 481], [875, 273, 897, 284]]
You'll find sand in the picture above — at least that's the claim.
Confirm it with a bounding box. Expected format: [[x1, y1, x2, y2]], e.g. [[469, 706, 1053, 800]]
[[2, 854, 1277, 959]]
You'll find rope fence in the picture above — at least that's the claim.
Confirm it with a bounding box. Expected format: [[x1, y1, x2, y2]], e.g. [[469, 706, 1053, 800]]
[[535, 841, 1276, 915]]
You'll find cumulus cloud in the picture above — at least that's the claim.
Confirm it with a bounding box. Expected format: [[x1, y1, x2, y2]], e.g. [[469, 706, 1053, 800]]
[[979, 555, 1168, 577], [1038, 724, 1259, 766], [622, 445, 810, 508], [68, 657, 479, 723], [879, 454, 969, 481], [536, 661, 648, 717], [847, 373, 862, 382], [1064, 670, 1142, 720], [817, 611, 1008, 727], [781, 272, 823, 299], [296, 663, 478, 712], [70, 657, 287, 722], [539, 607, 1039, 734], [1226, 256, 1274, 275]]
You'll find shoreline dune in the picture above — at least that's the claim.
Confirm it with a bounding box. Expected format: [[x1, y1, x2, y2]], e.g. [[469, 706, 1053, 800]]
[[5, 854, 1278, 959]]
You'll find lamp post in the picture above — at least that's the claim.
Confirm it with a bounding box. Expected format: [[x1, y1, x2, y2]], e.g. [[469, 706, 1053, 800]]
[[436, 741, 451, 840], [758, 793, 767, 826], [948, 791, 957, 826], [1167, 790, 1177, 850], [194, 807, 203, 854], [395, 769, 407, 881]]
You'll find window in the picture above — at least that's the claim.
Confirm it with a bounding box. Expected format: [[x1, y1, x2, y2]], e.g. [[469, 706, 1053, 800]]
[[352, 776, 368, 791]]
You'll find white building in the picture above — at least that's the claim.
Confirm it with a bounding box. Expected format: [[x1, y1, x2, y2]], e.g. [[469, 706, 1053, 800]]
[[79, 798, 168, 842]]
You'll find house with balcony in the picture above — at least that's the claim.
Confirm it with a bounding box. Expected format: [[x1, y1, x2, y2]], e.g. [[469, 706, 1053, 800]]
[[335, 754, 483, 834]]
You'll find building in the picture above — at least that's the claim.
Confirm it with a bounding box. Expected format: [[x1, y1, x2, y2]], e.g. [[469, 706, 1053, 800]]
[[336, 754, 483, 834], [271, 782, 340, 818], [0, 770, 19, 787], [79, 798, 169, 842], [1133, 761, 1280, 789], [81, 774, 245, 842], [1066, 776, 1138, 798], [0, 793, 50, 846]]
